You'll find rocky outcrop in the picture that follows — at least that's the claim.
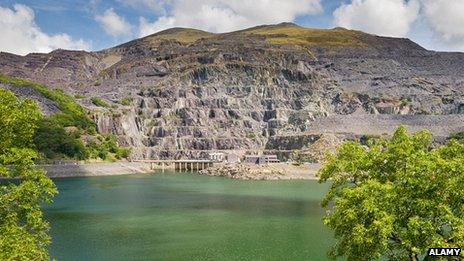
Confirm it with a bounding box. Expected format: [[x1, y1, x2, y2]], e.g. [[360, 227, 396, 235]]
[[1, 23, 463, 159], [199, 164, 287, 180], [292, 133, 343, 163]]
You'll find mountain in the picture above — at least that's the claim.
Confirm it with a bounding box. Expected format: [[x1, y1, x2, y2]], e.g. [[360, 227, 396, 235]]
[[1, 22, 463, 159]]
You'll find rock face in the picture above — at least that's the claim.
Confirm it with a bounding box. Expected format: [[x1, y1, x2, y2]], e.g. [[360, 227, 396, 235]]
[[1, 23, 464, 159]]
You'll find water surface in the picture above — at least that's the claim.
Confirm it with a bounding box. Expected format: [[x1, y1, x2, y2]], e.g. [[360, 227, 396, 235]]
[[44, 172, 333, 260]]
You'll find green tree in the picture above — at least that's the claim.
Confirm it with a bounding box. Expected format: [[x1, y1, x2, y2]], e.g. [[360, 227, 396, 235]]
[[34, 119, 87, 160], [0, 89, 57, 260], [318, 126, 464, 260]]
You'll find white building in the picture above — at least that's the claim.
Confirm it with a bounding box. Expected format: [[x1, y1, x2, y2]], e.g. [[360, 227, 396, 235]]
[[209, 152, 225, 162]]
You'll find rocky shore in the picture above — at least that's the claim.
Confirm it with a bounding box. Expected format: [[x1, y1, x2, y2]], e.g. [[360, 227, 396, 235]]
[[42, 162, 153, 178], [199, 163, 319, 180]]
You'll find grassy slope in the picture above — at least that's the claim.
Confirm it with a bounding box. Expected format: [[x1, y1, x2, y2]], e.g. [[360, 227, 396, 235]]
[[142, 28, 215, 44], [0, 75, 132, 161], [141, 23, 368, 48], [0, 75, 95, 131], [138, 23, 368, 48], [240, 23, 367, 47]]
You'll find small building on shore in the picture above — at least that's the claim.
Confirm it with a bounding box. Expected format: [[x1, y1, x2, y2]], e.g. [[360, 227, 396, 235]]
[[244, 155, 280, 165], [210, 152, 241, 163], [209, 152, 225, 162], [264, 155, 280, 163]]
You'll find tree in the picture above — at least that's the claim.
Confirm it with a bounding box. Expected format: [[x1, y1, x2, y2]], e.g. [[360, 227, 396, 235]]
[[34, 119, 87, 160], [318, 126, 464, 260], [0, 89, 57, 260]]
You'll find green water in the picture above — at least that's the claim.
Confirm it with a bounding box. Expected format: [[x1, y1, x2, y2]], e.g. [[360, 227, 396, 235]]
[[44, 172, 334, 260]]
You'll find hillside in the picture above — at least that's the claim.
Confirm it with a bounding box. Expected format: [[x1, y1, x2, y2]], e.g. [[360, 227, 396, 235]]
[[0, 23, 463, 159]]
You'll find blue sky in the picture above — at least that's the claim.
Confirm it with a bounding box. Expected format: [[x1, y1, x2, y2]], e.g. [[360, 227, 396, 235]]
[[0, 0, 463, 55]]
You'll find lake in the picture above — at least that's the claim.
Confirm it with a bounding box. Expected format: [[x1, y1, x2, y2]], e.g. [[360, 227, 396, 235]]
[[44, 172, 334, 260]]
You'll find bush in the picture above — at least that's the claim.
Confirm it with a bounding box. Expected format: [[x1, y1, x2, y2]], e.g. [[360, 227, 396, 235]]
[[116, 147, 131, 159], [448, 132, 464, 141], [84, 134, 131, 161]]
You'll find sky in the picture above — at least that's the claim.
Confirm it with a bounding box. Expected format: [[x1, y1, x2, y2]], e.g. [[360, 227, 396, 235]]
[[0, 0, 463, 55]]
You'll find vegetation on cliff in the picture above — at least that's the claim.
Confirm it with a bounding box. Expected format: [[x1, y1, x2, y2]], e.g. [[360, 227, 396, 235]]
[[448, 132, 464, 142], [0, 75, 95, 131], [318, 126, 464, 260], [0, 88, 57, 260], [0, 75, 130, 161], [91, 97, 111, 108]]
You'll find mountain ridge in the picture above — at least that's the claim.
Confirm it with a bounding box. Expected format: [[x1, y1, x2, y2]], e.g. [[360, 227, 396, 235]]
[[0, 23, 463, 160]]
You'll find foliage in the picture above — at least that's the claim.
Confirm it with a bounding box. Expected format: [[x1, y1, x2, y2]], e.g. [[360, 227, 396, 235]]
[[0, 89, 57, 260], [34, 119, 87, 160], [448, 132, 464, 142], [318, 126, 464, 260], [0, 75, 100, 159], [359, 134, 381, 146], [292, 150, 313, 166], [85, 134, 131, 161], [0, 75, 131, 161], [91, 97, 110, 108], [0, 75, 95, 132]]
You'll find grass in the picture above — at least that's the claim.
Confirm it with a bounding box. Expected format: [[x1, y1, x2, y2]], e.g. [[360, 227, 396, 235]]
[[143, 28, 214, 44], [138, 23, 369, 49], [242, 23, 367, 48]]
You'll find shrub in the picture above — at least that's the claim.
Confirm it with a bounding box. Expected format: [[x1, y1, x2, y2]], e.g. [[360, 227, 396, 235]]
[[116, 147, 131, 159], [448, 132, 464, 141]]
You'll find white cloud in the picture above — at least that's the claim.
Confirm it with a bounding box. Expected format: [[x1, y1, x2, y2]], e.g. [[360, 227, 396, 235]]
[[333, 0, 420, 37], [422, 0, 464, 50], [0, 4, 90, 55], [137, 0, 322, 37], [95, 8, 132, 37]]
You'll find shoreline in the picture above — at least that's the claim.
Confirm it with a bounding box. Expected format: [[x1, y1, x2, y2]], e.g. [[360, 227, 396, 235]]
[[37, 161, 321, 180], [199, 163, 321, 180], [42, 162, 153, 178]]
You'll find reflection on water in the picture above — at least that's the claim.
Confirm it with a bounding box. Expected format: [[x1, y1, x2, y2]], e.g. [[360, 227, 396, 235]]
[[44, 172, 333, 261]]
